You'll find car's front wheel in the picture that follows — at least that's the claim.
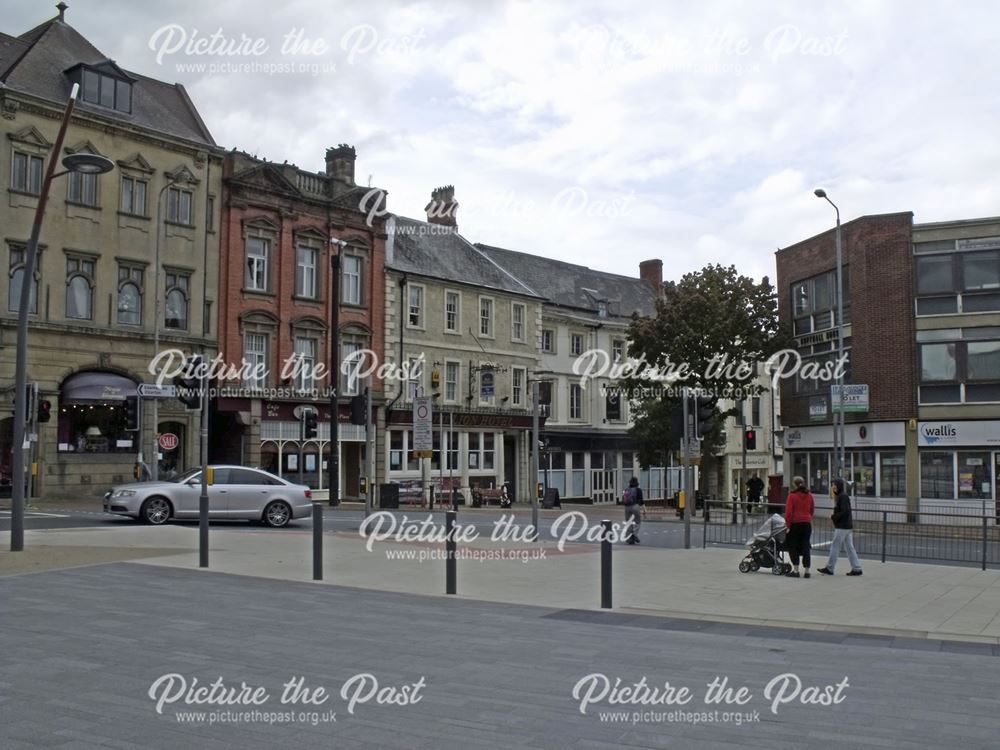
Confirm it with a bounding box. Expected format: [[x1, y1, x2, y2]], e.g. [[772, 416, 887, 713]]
[[263, 500, 292, 528], [140, 496, 172, 525]]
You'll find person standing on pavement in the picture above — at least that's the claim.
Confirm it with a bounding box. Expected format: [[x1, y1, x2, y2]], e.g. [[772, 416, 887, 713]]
[[784, 476, 815, 578], [818, 478, 863, 576], [623, 477, 645, 544], [747, 474, 764, 513]]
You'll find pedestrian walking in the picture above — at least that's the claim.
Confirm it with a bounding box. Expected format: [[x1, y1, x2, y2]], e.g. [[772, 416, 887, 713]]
[[784, 476, 814, 578], [818, 478, 863, 576], [623, 477, 645, 544]]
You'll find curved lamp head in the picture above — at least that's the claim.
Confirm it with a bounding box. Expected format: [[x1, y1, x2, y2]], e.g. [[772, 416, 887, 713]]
[[62, 153, 115, 175], [813, 188, 827, 199]]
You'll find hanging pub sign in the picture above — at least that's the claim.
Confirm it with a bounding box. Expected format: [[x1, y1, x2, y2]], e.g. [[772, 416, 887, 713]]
[[480, 369, 495, 399]]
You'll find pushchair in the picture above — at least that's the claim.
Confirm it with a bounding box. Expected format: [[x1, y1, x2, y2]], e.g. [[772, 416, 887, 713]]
[[738, 513, 793, 575]]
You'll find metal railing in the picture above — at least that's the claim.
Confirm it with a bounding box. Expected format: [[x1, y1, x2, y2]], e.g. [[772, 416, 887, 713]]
[[703, 500, 1000, 570]]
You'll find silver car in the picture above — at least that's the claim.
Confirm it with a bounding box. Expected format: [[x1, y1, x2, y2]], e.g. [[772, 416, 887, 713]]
[[103, 466, 313, 527]]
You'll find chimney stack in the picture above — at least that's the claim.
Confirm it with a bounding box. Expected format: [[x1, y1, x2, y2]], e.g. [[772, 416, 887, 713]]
[[325, 144, 356, 186], [639, 259, 663, 289], [425, 185, 458, 228]]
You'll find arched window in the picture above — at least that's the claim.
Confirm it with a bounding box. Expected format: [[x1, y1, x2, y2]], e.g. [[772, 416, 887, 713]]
[[8, 243, 39, 314], [165, 271, 189, 330], [66, 256, 95, 320], [117, 263, 144, 326]]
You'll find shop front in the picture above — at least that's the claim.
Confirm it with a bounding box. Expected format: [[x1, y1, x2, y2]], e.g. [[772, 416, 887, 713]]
[[917, 420, 999, 518]]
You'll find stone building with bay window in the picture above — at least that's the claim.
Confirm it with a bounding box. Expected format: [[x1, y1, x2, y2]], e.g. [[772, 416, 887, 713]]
[[0, 7, 221, 498]]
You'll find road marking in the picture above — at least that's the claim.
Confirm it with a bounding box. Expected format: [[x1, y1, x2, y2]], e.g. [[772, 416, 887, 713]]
[[0, 510, 71, 518]]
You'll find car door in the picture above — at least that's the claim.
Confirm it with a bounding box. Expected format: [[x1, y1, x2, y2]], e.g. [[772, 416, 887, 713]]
[[175, 469, 231, 518], [226, 468, 281, 519]]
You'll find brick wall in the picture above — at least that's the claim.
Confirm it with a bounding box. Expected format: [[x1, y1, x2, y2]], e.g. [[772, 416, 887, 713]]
[[775, 212, 915, 426]]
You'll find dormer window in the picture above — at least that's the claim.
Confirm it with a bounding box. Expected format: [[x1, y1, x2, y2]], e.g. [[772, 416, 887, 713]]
[[75, 65, 132, 114]]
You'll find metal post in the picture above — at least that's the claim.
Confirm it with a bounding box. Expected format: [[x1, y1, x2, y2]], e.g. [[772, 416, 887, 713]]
[[198, 370, 209, 568], [740, 408, 747, 521], [600, 519, 612, 609], [531, 380, 539, 539], [449, 409, 455, 510], [881, 511, 887, 564], [445, 509, 457, 594], [11, 87, 80, 552], [328, 252, 341, 506], [365, 384, 373, 519], [682, 388, 691, 550], [313, 500, 323, 580], [983, 514, 988, 572], [298, 413, 304, 486]]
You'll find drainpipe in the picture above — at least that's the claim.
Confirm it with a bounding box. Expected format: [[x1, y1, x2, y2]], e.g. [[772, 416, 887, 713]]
[[385, 274, 407, 412]]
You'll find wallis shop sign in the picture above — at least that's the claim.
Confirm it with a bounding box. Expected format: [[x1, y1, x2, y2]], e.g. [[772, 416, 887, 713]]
[[918, 421, 1000, 447]]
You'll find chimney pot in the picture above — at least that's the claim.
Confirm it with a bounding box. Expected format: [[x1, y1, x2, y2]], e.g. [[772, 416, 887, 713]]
[[425, 185, 458, 228], [325, 144, 356, 186], [639, 259, 663, 289]]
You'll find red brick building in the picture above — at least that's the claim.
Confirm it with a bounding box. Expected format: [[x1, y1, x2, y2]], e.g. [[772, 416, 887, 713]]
[[213, 146, 386, 498], [775, 212, 916, 502]]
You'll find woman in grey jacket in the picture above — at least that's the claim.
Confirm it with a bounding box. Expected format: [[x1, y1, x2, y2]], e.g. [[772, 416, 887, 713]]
[[818, 478, 863, 576]]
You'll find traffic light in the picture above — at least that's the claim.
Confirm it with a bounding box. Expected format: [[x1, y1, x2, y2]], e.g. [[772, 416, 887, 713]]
[[124, 396, 139, 431], [304, 409, 318, 439], [695, 396, 714, 438], [37, 399, 51, 423], [349, 394, 366, 425], [174, 355, 203, 410], [24, 383, 37, 421], [744, 428, 757, 450]]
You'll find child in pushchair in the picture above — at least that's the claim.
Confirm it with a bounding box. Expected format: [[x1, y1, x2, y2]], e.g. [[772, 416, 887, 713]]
[[739, 513, 793, 575]]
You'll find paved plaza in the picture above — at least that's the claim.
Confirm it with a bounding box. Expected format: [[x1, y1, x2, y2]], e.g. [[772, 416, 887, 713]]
[[2, 520, 1000, 748]]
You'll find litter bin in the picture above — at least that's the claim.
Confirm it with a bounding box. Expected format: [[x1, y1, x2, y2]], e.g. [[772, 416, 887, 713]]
[[380, 483, 399, 509]]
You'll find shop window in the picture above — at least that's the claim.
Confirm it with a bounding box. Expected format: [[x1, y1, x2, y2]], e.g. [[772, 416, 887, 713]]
[[879, 453, 906, 498], [851, 452, 876, 497], [957, 452, 991, 500], [920, 452, 954, 499], [389, 431, 403, 471], [57, 372, 137, 454]]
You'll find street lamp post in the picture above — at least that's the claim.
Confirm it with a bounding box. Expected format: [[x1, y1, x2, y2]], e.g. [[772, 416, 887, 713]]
[[328, 239, 347, 506], [814, 188, 846, 483], [10, 84, 114, 551]]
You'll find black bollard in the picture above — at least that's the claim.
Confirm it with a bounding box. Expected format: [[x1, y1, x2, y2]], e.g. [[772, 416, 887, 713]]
[[446, 510, 457, 595], [601, 519, 612, 609], [313, 501, 323, 581]]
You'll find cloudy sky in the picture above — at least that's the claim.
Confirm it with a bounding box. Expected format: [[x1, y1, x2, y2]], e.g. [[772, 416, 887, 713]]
[[8, 1, 999, 284]]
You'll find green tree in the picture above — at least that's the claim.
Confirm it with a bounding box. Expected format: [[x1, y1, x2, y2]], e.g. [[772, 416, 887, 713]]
[[625, 264, 788, 467]]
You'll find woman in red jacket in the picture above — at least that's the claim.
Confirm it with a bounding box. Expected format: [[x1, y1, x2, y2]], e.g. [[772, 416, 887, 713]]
[[784, 476, 815, 578]]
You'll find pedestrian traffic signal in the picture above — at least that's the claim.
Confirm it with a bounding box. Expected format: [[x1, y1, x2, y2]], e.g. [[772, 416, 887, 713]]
[[304, 409, 318, 439], [174, 355, 203, 410], [37, 399, 51, 423], [349, 394, 366, 425], [744, 428, 756, 450], [124, 396, 139, 431]]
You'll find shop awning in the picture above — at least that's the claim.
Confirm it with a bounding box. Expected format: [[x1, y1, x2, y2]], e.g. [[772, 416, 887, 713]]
[[61, 371, 137, 402]]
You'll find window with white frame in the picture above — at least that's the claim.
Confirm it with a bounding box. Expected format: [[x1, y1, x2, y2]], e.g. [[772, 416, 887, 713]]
[[120, 176, 147, 216], [612, 339, 624, 362], [244, 333, 267, 389], [8, 243, 38, 314], [164, 271, 189, 330], [445, 361, 460, 403], [407, 356, 423, 399], [11, 151, 43, 194], [296, 246, 318, 298], [570, 333, 584, 356], [512, 367, 525, 407], [480, 297, 494, 337], [511, 302, 525, 342], [65, 256, 95, 320], [166, 186, 194, 225], [245, 237, 269, 291], [445, 290, 460, 332], [542, 329, 555, 353], [569, 383, 583, 420], [295, 337, 317, 392], [539, 380, 554, 419], [68, 170, 98, 206], [342, 341, 363, 396], [408, 285, 424, 328], [342, 255, 362, 304]]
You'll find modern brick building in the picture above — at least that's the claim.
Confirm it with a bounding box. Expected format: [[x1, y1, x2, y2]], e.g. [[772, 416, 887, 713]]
[[776, 210, 1000, 516], [213, 147, 386, 499]]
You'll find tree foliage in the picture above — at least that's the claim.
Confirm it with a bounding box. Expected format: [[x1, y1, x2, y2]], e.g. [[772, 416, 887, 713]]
[[625, 264, 789, 467]]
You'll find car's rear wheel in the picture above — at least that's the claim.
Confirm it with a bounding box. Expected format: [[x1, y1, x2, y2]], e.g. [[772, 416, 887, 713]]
[[263, 500, 292, 528], [140, 496, 172, 525]]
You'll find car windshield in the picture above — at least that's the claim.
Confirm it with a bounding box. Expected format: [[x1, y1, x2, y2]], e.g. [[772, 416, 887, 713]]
[[172, 468, 201, 483]]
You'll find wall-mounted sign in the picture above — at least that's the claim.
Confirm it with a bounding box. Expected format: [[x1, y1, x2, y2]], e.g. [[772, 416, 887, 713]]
[[480, 370, 495, 399], [832, 384, 868, 413]]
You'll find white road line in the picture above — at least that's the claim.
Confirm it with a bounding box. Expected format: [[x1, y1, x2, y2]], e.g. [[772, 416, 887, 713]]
[[0, 510, 71, 518]]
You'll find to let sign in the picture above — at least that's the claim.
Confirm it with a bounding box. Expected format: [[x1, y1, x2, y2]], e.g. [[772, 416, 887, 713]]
[[832, 384, 869, 413], [413, 396, 433, 452]]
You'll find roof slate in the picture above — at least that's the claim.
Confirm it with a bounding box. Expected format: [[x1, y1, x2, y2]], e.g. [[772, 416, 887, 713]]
[[387, 216, 540, 298], [476, 243, 658, 318], [1, 18, 215, 146]]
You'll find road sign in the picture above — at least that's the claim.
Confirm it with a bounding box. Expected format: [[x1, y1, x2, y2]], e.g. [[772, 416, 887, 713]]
[[158, 433, 179, 451], [138, 383, 178, 399], [413, 396, 433, 452]]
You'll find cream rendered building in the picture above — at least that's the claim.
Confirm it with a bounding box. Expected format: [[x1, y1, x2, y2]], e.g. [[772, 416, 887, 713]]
[[0, 8, 221, 498]]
